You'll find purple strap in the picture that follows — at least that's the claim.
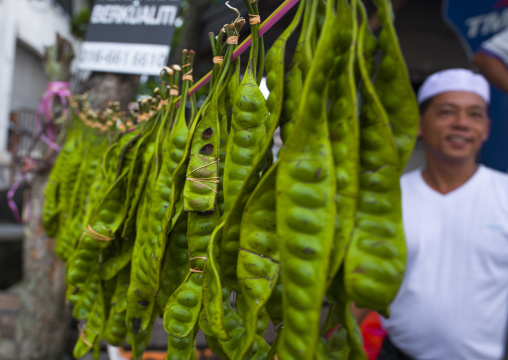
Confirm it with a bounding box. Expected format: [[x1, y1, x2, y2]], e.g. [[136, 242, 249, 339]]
[[36, 81, 71, 151], [7, 173, 25, 224], [8, 81, 71, 223]]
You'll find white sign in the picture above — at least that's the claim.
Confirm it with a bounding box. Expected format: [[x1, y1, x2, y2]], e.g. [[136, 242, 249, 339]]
[[78, 0, 180, 75], [78, 42, 169, 75]]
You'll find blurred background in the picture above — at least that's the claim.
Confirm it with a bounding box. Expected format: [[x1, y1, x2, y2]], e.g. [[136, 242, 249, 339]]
[[0, 0, 506, 359]]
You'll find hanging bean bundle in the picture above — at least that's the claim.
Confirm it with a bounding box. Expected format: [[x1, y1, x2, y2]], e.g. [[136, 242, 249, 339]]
[[42, 0, 418, 359]]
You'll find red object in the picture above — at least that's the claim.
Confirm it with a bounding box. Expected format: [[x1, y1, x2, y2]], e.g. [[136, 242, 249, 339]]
[[494, 0, 508, 9], [325, 311, 387, 360], [360, 311, 387, 360]]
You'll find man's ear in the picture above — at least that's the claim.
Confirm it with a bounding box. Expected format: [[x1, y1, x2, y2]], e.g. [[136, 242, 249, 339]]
[[483, 117, 491, 142]]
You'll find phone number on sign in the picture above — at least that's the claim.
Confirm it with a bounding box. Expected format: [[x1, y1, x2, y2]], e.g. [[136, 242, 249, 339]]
[[79, 48, 167, 68]]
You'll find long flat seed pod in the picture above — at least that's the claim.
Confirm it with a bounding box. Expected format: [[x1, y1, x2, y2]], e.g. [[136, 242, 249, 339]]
[[275, 0, 338, 357], [343, 1, 405, 317], [373, 0, 419, 169]]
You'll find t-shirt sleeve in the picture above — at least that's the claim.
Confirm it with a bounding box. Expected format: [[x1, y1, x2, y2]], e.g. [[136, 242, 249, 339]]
[[479, 28, 508, 67]]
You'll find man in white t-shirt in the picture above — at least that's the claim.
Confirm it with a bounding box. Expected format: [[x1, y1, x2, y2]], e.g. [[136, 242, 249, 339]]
[[374, 68, 508, 360]]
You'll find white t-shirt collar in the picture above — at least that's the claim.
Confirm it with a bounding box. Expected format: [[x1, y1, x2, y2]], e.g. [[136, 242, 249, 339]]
[[416, 164, 486, 199]]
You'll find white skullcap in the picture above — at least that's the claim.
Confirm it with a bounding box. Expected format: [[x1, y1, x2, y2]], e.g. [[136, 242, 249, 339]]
[[417, 68, 490, 104]]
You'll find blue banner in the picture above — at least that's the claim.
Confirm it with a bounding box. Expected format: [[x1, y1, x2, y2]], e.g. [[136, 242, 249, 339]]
[[443, 0, 508, 172]]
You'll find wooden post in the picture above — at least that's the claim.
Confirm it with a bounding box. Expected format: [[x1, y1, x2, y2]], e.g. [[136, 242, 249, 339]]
[[13, 33, 75, 360], [79, 72, 140, 112], [14, 174, 71, 360]]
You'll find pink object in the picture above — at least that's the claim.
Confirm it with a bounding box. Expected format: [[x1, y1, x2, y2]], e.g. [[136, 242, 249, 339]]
[[36, 81, 72, 151], [7, 81, 71, 223], [7, 173, 25, 223], [361, 311, 388, 360]]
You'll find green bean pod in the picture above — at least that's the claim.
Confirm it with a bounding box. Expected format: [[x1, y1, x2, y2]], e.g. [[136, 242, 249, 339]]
[[99, 242, 134, 281], [265, 275, 283, 326], [182, 100, 220, 212], [200, 287, 270, 360], [104, 265, 130, 346], [198, 310, 230, 359], [66, 283, 80, 305], [186, 207, 220, 280], [373, 0, 419, 168], [236, 163, 279, 358], [156, 210, 189, 312], [160, 47, 235, 335], [202, 223, 229, 341], [220, 9, 298, 288], [219, 153, 268, 291], [90, 126, 143, 215], [216, 84, 230, 216], [300, 0, 319, 78], [79, 151, 112, 237], [54, 140, 82, 259], [43, 135, 72, 236], [163, 271, 203, 339], [66, 167, 129, 287], [339, 301, 365, 360], [315, 325, 352, 360], [279, 75, 300, 145], [315, 337, 330, 360], [343, 1, 405, 315], [217, 297, 270, 360], [127, 110, 176, 333], [279, 52, 303, 145], [247, 336, 271, 360], [326, 269, 365, 360], [183, 37, 234, 213], [66, 139, 132, 280], [326, 0, 359, 285], [73, 281, 106, 359], [275, 0, 338, 357], [146, 69, 192, 283], [236, 291, 270, 338], [66, 147, 105, 254], [325, 325, 352, 360], [227, 57, 241, 111], [215, 295, 244, 359], [58, 133, 81, 218], [326, 326, 350, 360], [67, 135, 100, 223], [267, 0, 305, 143], [163, 207, 220, 338], [42, 181, 60, 236], [62, 147, 89, 235], [162, 36, 233, 237], [126, 159, 158, 333], [72, 271, 100, 321], [165, 324, 199, 360], [222, 10, 268, 217], [131, 310, 158, 360], [67, 168, 105, 269], [121, 129, 157, 242], [63, 216, 84, 258]]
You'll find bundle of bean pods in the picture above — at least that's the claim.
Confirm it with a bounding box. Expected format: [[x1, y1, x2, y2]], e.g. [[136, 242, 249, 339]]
[[42, 0, 419, 359]]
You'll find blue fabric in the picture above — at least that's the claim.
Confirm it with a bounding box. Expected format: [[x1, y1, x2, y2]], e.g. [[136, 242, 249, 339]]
[[479, 86, 508, 172]]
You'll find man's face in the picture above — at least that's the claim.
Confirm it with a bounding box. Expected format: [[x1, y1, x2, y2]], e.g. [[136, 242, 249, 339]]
[[419, 91, 490, 165]]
